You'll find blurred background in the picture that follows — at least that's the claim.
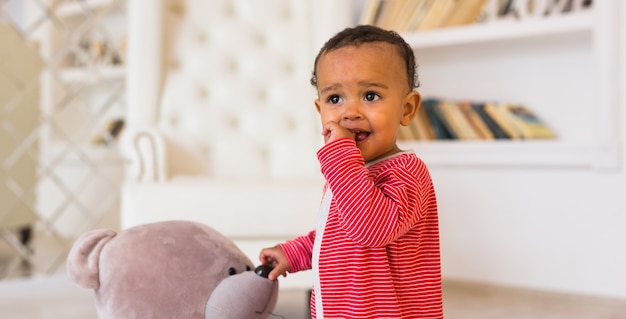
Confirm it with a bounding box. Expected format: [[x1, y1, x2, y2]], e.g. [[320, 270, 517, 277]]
[[0, 0, 625, 317], [1, 0, 127, 280]]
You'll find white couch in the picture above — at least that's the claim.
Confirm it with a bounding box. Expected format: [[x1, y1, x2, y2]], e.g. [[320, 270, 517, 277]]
[[121, 0, 352, 289]]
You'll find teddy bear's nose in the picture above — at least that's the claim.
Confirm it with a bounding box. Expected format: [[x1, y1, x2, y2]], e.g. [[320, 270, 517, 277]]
[[254, 265, 273, 278]]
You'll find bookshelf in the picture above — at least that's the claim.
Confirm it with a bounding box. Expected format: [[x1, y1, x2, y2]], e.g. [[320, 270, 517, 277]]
[[358, 0, 619, 170]]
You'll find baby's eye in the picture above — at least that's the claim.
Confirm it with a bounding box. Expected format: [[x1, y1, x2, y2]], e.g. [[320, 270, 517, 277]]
[[327, 95, 342, 104], [364, 92, 380, 102]]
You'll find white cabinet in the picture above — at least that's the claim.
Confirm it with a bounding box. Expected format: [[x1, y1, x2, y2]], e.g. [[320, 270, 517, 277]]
[[359, 1, 620, 170]]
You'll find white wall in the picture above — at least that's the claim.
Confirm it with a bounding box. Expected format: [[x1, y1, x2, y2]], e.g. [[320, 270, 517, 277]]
[[434, 166, 626, 299]]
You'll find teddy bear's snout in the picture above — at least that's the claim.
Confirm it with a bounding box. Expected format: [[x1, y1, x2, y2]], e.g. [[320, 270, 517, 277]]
[[206, 268, 280, 318]]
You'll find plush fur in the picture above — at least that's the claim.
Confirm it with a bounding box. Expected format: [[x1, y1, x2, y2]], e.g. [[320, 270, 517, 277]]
[[67, 220, 279, 319]]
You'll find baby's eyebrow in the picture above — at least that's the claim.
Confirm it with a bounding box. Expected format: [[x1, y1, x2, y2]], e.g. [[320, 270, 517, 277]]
[[358, 81, 388, 89], [320, 84, 341, 95], [319, 81, 389, 95]]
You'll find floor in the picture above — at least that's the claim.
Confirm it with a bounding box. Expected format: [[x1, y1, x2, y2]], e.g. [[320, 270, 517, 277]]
[[1, 229, 625, 318], [0, 275, 625, 319]]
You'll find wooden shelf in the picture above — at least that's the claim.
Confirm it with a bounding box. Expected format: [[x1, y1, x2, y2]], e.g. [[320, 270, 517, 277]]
[[58, 66, 125, 83], [402, 11, 593, 49]]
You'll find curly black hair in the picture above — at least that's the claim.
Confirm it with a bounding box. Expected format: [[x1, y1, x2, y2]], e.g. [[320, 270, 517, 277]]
[[310, 24, 419, 90]]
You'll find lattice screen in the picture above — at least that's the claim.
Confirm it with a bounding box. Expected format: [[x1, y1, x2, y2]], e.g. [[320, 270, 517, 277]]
[[0, 0, 125, 279]]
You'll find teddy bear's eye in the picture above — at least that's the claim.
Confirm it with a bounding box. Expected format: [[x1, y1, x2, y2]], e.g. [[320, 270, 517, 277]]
[[246, 265, 251, 271], [228, 267, 236, 276]]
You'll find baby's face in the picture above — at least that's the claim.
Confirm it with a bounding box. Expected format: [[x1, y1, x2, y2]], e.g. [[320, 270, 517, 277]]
[[315, 42, 418, 163]]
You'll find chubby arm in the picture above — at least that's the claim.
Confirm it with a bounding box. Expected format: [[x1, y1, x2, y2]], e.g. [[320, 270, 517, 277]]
[[259, 230, 316, 280], [318, 138, 433, 247]]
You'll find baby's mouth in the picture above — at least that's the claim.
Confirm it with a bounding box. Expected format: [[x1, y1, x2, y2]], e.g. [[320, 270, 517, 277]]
[[354, 131, 370, 142]]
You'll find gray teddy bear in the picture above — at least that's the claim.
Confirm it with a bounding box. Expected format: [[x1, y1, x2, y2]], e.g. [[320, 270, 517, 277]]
[[66, 220, 279, 318]]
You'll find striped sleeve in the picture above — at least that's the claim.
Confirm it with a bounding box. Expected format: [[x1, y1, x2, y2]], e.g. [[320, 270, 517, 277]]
[[279, 230, 315, 273], [317, 138, 424, 247]]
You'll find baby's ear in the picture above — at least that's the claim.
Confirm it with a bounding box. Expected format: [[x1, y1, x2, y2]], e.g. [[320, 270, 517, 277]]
[[401, 90, 421, 126]]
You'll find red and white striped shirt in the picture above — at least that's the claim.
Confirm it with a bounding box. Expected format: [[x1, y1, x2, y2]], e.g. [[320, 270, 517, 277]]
[[280, 138, 443, 319]]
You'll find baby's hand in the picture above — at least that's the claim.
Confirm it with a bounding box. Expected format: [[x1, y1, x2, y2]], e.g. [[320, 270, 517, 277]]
[[258, 245, 290, 281], [321, 121, 355, 144]]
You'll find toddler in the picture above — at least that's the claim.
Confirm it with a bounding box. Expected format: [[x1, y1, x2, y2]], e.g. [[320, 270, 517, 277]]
[[259, 25, 443, 319]]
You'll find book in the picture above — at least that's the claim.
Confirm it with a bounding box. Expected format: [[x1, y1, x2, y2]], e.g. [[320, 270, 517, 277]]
[[411, 104, 436, 140], [441, 0, 489, 28], [438, 100, 481, 139], [400, 99, 553, 141], [433, 100, 460, 139], [415, 0, 457, 30], [471, 103, 511, 139], [398, 122, 418, 140], [484, 102, 524, 139], [502, 104, 556, 139], [457, 101, 494, 140], [407, 122, 423, 140], [376, 0, 408, 30], [406, 0, 435, 31], [422, 98, 455, 140], [392, 0, 424, 32]]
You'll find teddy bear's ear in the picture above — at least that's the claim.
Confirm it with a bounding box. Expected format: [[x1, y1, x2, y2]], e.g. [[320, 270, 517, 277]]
[[66, 229, 117, 289]]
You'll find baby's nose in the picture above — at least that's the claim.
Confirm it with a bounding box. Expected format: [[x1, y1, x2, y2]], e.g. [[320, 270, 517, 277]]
[[342, 104, 363, 120]]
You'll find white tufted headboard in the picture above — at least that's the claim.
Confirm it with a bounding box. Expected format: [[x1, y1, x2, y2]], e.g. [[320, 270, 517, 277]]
[[157, 0, 319, 180], [125, 0, 354, 182]]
